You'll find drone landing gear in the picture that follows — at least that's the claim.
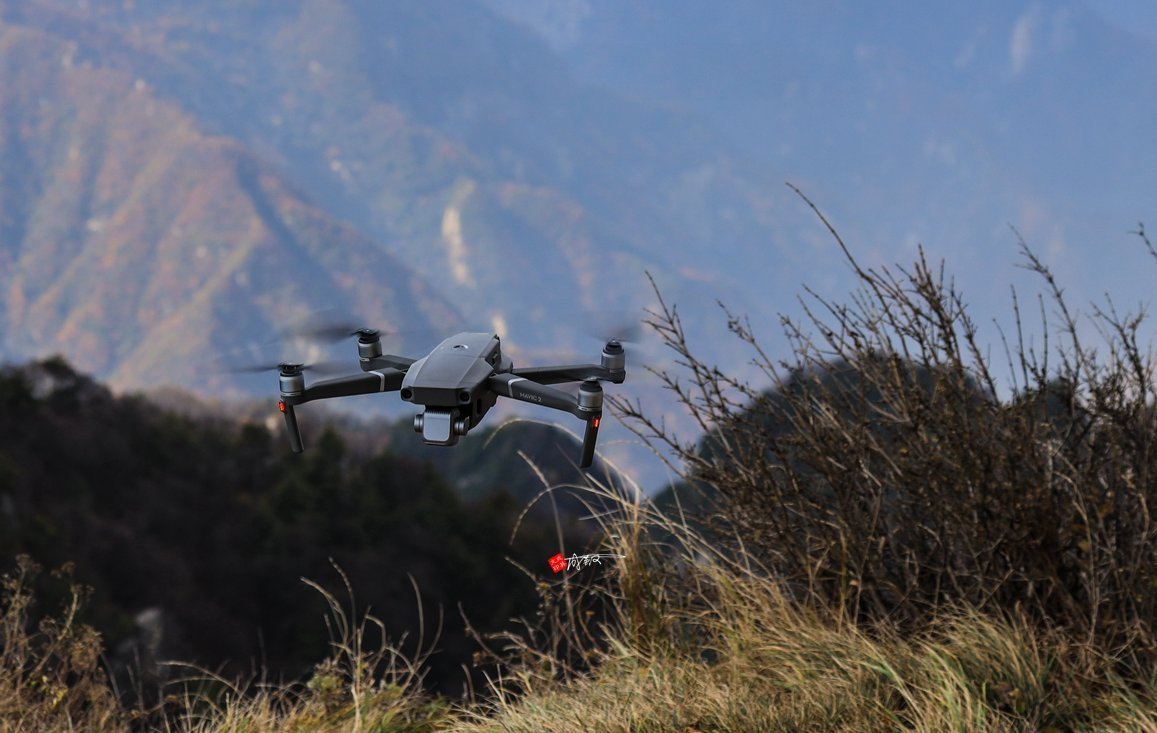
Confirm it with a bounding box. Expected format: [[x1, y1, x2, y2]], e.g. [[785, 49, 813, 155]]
[[279, 399, 304, 453], [578, 379, 603, 468]]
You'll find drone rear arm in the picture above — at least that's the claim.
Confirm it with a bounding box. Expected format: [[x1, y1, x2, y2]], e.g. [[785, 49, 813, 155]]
[[488, 373, 587, 417], [488, 373, 604, 468]]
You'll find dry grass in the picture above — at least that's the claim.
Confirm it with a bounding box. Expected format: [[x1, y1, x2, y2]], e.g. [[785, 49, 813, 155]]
[[0, 556, 125, 732], [447, 476, 1157, 733], [6, 478, 1157, 731], [158, 565, 454, 733]]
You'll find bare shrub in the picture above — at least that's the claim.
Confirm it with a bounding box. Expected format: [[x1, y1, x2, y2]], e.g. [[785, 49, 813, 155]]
[[0, 556, 125, 731], [617, 192, 1157, 662]]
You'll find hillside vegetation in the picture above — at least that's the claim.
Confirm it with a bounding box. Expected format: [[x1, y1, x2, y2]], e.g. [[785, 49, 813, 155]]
[[0, 357, 610, 702], [5, 221, 1157, 730]]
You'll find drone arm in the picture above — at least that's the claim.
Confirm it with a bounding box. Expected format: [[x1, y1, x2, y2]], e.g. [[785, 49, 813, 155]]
[[488, 373, 585, 417], [361, 354, 416, 371], [295, 369, 405, 404], [511, 364, 625, 385], [488, 374, 605, 469], [277, 369, 405, 453]]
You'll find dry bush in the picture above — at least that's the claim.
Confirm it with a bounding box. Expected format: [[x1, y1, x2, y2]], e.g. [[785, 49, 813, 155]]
[[617, 193, 1157, 664], [0, 555, 125, 731], [451, 461, 1157, 732]]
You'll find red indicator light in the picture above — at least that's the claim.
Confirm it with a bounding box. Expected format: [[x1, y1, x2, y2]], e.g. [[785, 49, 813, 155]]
[[592, 416, 600, 428], [278, 400, 286, 413]]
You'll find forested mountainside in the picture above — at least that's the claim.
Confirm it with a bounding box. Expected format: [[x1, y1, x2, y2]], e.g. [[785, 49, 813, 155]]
[[0, 356, 609, 694]]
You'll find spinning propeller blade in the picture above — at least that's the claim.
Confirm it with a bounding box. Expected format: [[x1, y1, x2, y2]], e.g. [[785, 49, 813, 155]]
[[578, 308, 646, 346], [226, 360, 348, 376], [273, 309, 364, 344]]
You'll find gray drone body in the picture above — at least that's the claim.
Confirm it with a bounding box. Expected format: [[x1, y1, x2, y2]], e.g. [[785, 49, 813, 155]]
[[400, 332, 509, 445], [275, 329, 625, 468]]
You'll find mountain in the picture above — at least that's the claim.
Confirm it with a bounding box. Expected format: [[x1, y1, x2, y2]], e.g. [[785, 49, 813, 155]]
[[0, 2, 462, 395], [0, 0, 807, 380], [5, 0, 1154, 487]]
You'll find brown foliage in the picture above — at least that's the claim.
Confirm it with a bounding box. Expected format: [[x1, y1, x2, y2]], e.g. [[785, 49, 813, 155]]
[[618, 194, 1157, 664], [0, 556, 125, 731]]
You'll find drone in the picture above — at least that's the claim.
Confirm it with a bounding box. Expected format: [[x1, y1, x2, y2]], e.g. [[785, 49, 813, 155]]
[[274, 329, 626, 468]]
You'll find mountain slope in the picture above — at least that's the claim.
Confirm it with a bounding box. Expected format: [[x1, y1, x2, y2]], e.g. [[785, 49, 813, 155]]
[[0, 7, 459, 393], [8, 0, 806, 363]]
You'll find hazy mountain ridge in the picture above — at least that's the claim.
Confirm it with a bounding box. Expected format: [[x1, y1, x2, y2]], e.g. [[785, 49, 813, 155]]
[[484, 0, 1157, 311], [4, 0, 812, 373], [0, 3, 461, 393], [3, 0, 1153, 459]]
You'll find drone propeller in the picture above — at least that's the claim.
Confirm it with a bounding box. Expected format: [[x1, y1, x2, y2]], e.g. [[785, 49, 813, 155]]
[[274, 318, 380, 345], [280, 324, 365, 344], [577, 308, 647, 345], [268, 308, 365, 343], [226, 360, 349, 376]]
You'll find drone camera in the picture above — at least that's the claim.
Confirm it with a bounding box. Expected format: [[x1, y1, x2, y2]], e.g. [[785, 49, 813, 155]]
[[413, 407, 468, 446]]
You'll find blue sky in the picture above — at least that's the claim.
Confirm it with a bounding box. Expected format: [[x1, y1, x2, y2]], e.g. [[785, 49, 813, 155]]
[[1094, 2, 1157, 40]]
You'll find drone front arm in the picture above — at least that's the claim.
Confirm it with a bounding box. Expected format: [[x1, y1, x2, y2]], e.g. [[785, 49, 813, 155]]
[[361, 354, 416, 372], [278, 368, 406, 453], [289, 368, 406, 405]]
